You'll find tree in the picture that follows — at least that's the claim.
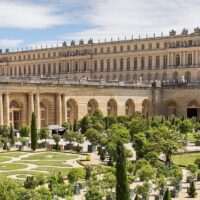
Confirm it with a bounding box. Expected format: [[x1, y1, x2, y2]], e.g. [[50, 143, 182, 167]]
[[67, 169, 79, 184], [179, 119, 193, 140], [52, 183, 74, 198], [116, 142, 130, 200], [9, 125, 15, 146], [31, 113, 37, 151], [136, 163, 156, 181], [36, 187, 52, 200], [79, 115, 92, 134], [85, 186, 103, 200], [85, 165, 92, 180], [19, 125, 31, 137], [53, 134, 61, 150], [187, 164, 198, 180], [24, 176, 37, 189], [188, 181, 197, 198], [134, 182, 150, 200], [85, 128, 101, 145], [163, 188, 171, 200], [39, 128, 49, 148]]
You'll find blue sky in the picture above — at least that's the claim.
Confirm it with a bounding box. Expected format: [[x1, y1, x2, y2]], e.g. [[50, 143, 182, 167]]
[[0, 0, 200, 50]]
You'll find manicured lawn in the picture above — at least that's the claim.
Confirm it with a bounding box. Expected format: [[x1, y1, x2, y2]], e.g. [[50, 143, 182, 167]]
[[0, 170, 46, 178], [33, 167, 71, 175], [17, 160, 72, 167], [21, 152, 79, 161], [0, 163, 27, 171], [0, 156, 11, 162], [0, 152, 26, 157], [172, 153, 200, 166]]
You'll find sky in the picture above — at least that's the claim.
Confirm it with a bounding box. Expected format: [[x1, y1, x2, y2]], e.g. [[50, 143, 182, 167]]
[[0, 0, 200, 51]]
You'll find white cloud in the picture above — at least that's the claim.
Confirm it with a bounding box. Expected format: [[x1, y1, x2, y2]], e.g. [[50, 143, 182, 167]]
[[0, 39, 23, 49], [61, 0, 200, 42], [0, 0, 67, 29]]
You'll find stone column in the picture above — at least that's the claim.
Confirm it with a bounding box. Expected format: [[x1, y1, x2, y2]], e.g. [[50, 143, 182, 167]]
[[196, 51, 199, 66], [171, 53, 174, 66], [56, 93, 62, 125], [28, 93, 34, 125], [192, 51, 195, 65], [35, 93, 40, 129], [4, 93, 10, 126], [62, 94, 67, 124], [0, 93, 3, 125], [180, 53, 182, 66]]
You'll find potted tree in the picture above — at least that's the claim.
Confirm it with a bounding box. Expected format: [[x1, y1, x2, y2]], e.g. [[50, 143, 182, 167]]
[[186, 164, 198, 183], [193, 132, 200, 146]]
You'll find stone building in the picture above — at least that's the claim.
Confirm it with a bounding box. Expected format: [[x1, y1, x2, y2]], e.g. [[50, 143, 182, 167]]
[[0, 28, 200, 129]]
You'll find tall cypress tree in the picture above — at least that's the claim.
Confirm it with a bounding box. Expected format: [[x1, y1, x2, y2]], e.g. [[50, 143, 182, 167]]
[[31, 112, 37, 151], [116, 142, 130, 200], [163, 188, 171, 200], [10, 125, 15, 146]]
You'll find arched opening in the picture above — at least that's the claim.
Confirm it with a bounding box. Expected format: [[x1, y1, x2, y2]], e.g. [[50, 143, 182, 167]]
[[187, 100, 200, 119], [107, 99, 117, 116], [87, 99, 98, 116], [67, 99, 78, 124], [125, 99, 135, 116], [10, 100, 21, 129], [167, 101, 176, 116], [142, 99, 150, 117], [185, 71, 191, 83], [173, 72, 178, 82], [40, 102, 48, 128]]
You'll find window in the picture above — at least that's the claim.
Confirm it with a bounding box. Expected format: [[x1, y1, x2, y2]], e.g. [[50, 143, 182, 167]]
[[19, 56, 21, 61], [164, 42, 168, 48], [176, 41, 180, 47], [23, 55, 26, 60], [33, 54, 35, 60], [141, 57, 145, 69], [84, 61, 87, 71], [113, 46, 117, 52], [188, 40, 193, 46], [120, 46, 123, 52], [148, 57, 152, 69], [134, 45, 137, 51], [156, 43, 160, 49], [107, 47, 110, 53], [127, 58, 130, 70], [75, 62, 78, 71], [94, 48, 97, 54], [100, 60, 104, 71], [141, 44, 145, 50], [94, 61, 97, 72], [176, 55, 180, 66], [43, 53, 45, 58], [163, 56, 168, 68], [127, 45, 130, 51], [134, 58, 138, 70], [149, 43, 152, 49], [38, 54, 40, 59], [156, 56, 160, 69], [107, 59, 110, 71], [48, 53, 50, 58], [101, 48, 104, 53], [188, 53, 192, 65], [120, 58, 124, 70], [53, 52, 56, 57], [113, 59, 117, 71]]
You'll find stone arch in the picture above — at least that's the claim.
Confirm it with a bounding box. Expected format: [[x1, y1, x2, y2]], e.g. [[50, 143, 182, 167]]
[[107, 99, 117, 116], [187, 100, 200, 119], [67, 99, 78, 124], [173, 71, 179, 82], [125, 99, 135, 116], [155, 73, 159, 81], [163, 72, 167, 81], [40, 101, 48, 128], [87, 99, 98, 116], [185, 71, 191, 83], [10, 100, 21, 129], [142, 99, 151, 117], [166, 101, 177, 116], [147, 73, 152, 82]]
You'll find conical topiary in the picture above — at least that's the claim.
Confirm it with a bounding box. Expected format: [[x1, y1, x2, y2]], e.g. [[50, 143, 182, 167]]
[[163, 188, 171, 200], [188, 181, 197, 198]]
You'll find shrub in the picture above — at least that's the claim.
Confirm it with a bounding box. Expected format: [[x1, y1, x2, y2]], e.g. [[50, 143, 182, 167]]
[[194, 158, 200, 169], [86, 154, 90, 161], [188, 181, 197, 198]]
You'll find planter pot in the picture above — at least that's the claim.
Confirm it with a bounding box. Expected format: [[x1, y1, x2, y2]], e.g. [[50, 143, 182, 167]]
[[171, 189, 179, 198], [195, 141, 200, 146], [88, 144, 97, 153], [74, 185, 81, 195], [65, 143, 73, 150], [175, 182, 182, 192]]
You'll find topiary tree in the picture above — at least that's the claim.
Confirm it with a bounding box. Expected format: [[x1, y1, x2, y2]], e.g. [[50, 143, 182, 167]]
[[85, 186, 103, 200], [188, 181, 197, 198], [31, 113, 37, 151], [9, 125, 15, 146], [163, 188, 171, 200], [67, 169, 79, 184], [85, 128, 101, 145], [24, 176, 37, 189], [79, 115, 92, 134], [53, 134, 61, 150], [19, 124, 31, 137], [195, 158, 200, 169]]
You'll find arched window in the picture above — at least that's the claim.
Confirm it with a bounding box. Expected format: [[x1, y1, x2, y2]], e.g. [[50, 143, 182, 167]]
[[126, 74, 130, 81], [120, 58, 124, 71], [173, 72, 178, 82], [156, 56, 160, 69], [113, 74, 117, 80], [188, 54, 192, 65], [119, 74, 123, 81], [10, 100, 21, 129], [125, 99, 135, 116], [127, 58, 130, 70], [141, 57, 145, 70], [87, 99, 98, 116], [107, 59, 110, 71], [176, 55, 180, 66], [100, 60, 104, 71], [148, 56, 152, 70], [163, 72, 167, 81], [113, 59, 117, 71], [107, 99, 117, 116], [147, 73, 152, 82], [75, 62, 78, 72], [185, 71, 191, 83], [94, 60, 97, 72], [142, 99, 150, 117], [67, 99, 78, 124], [134, 57, 138, 70], [163, 56, 168, 68], [167, 102, 176, 115], [133, 74, 137, 81], [155, 73, 159, 81], [48, 64, 51, 74]]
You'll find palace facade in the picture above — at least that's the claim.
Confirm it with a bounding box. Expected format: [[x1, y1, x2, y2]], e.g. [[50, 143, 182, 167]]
[[0, 28, 200, 129]]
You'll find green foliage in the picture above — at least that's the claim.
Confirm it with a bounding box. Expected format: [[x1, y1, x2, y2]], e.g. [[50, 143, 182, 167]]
[[104, 116, 117, 129], [24, 176, 37, 189], [163, 188, 171, 200], [9, 125, 15, 146], [0, 125, 10, 138], [170, 167, 183, 186], [194, 158, 200, 168], [52, 183, 74, 198], [19, 125, 31, 137], [85, 186, 103, 200], [116, 143, 130, 200], [179, 119, 193, 135], [64, 131, 84, 144], [85, 128, 101, 144], [30, 113, 37, 151], [134, 182, 150, 200], [67, 169, 79, 184], [62, 122, 70, 130], [39, 128, 49, 140], [85, 165, 92, 180], [36, 187, 52, 200], [188, 181, 197, 198], [79, 115, 92, 134], [53, 134, 61, 150], [187, 164, 198, 177]]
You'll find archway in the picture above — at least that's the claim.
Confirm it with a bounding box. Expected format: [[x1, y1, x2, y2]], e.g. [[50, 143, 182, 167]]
[[87, 99, 98, 116], [142, 99, 151, 117], [173, 72, 178, 82], [167, 101, 176, 116], [107, 99, 117, 116], [67, 99, 78, 124], [125, 99, 135, 116], [10, 100, 21, 129], [187, 100, 200, 119], [185, 71, 191, 83]]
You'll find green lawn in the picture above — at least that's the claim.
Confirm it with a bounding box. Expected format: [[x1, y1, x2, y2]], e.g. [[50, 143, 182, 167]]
[[33, 167, 71, 175], [0, 156, 11, 162], [0, 163, 27, 171], [172, 153, 200, 166], [21, 152, 79, 161], [17, 160, 72, 167], [0, 170, 46, 178], [0, 152, 26, 157]]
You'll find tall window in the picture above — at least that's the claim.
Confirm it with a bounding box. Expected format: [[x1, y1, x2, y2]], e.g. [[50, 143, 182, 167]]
[[100, 60, 104, 71], [188, 53, 192, 65], [113, 59, 117, 71], [120, 58, 124, 71], [127, 58, 130, 70], [84, 61, 87, 71], [163, 56, 168, 68], [134, 58, 138, 70], [107, 59, 110, 71], [156, 56, 160, 69], [141, 57, 145, 70], [176, 55, 180, 66], [75, 62, 78, 72], [94, 61, 97, 72], [148, 56, 152, 69]]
